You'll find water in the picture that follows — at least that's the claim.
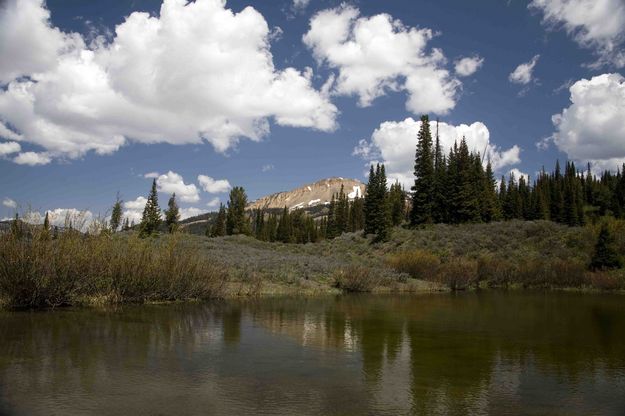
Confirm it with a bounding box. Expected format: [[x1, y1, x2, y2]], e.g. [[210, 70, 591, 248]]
[[1, 292, 624, 415]]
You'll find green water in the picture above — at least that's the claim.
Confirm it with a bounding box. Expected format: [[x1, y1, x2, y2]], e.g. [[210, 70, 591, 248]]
[[1, 292, 624, 415]]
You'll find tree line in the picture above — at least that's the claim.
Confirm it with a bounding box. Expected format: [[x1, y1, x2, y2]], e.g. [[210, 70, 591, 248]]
[[115, 114, 625, 245]]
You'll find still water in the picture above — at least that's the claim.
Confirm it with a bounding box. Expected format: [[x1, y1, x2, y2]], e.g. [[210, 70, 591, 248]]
[[1, 292, 624, 415]]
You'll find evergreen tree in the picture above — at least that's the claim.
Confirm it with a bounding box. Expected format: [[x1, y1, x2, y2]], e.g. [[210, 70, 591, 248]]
[[389, 181, 405, 226], [363, 163, 391, 241], [110, 194, 123, 233], [326, 194, 338, 239], [481, 160, 501, 222], [41, 212, 51, 241], [226, 186, 249, 235], [122, 217, 130, 231], [348, 197, 365, 232], [276, 206, 292, 243], [210, 204, 227, 237], [589, 222, 622, 270], [164, 193, 180, 233], [432, 128, 448, 223], [410, 115, 435, 225], [139, 179, 161, 237]]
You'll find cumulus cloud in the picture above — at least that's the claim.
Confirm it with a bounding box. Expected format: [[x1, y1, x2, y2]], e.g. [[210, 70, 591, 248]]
[[509, 55, 540, 85], [507, 168, 530, 183], [454, 56, 484, 77], [19, 208, 94, 230], [180, 207, 206, 220], [156, 171, 200, 203], [123, 196, 148, 224], [353, 118, 521, 188], [529, 0, 625, 67], [143, 172, 159, 179], [206, 197, 221, 209], [293, 0, 311, 12], [13, 151, 51, 165], [544, 73, 625, 171], [0, 141, 20, 156], [303, 5, 463, 114], [0, 0, 337, 164], [198, 175, 231, 193], [2, 198, 17, 209]]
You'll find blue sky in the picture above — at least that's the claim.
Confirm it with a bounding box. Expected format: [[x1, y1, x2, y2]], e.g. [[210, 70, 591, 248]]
[[1, 0, 625, 224]]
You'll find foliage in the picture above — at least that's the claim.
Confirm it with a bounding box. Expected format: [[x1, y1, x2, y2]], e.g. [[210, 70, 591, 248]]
[[110, 195, 123, 233], [139, 179, 161, 238], [164, 193, 180, 234], [589, 222, 622, 271], [226, 186, 249, 235], [333, 265, 380, 292], [387, 249, 440, 280], [0, 229, 226, 308]]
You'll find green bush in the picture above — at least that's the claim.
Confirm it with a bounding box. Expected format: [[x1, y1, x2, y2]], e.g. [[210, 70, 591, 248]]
[[333, 265, 379, 292], [0, 230, 226, 308], [437, 258, 478, 291], [386, 249, 440, 280]]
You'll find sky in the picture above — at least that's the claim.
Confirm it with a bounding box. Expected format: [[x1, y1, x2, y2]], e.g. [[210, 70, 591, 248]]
[[1, 0, 625, 226]]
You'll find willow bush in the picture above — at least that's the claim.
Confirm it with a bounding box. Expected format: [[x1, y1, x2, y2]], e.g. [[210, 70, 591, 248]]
[[0, 228, 226, 308]]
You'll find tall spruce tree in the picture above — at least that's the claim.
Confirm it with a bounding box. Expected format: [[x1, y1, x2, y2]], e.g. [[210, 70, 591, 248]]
[[110, 194, 123, 233], [589, 222, 622, 270], [210, 204, 227, 237], [139, 179, 161, 237], [276, 206, 292, 243], [164, 193, 180, 233], [389, 181, 405, 226], [226, 186, 249, 235], [410, 115, 435, 225]]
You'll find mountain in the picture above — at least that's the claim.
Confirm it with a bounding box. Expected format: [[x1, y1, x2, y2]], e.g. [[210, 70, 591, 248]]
[[247, 177, 365, 211]]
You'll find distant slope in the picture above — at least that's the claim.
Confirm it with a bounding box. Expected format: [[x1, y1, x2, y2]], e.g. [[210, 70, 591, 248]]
[[247, 177, 365, 211]]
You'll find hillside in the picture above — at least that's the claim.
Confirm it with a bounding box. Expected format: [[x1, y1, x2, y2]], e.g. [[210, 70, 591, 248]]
[[247, 177, 365, 211]]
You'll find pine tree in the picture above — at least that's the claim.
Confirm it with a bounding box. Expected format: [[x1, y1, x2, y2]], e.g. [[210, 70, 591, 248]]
[[110, 194, 123, 233], [348, 197, 365, 232], [432, 127, 448, 223], [389, 181, 405, 226], [589, 222, 622, 270], [164, 193, 180, 233], [139, 179, 161, 237], [226, 186, 249, 235], [326, 194, 338, 239], [363, 163, 390, 241], [122, 217, 130, 231], [410, 115, 435, 225], [41, 212, 51, 241], [481, 160, 501, 222], [335, 185, 349, 235], [276, 206, 292, 243], [210, 204, 227, 237]]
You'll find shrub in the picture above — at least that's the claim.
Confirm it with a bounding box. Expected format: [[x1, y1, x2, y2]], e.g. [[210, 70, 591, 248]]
[[0, 231, 227, 308], [437, 258, 478, 291], [588, 271, 623, 291], [386, 249, 440, 280], [476, 255, 516, 288], [333, 265, 379, 292]]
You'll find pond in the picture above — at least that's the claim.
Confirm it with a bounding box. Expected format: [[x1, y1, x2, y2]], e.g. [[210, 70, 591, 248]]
[[1, 292, 624, 415]]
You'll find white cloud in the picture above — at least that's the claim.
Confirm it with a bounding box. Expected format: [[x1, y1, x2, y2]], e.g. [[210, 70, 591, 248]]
[[303, 5, 462, 114], [180, 207, 206, 220], [509, 55, 540, 85], [0, 141, 20, 155], [261, 163, 274, 172], [2, 198, 17, 209], [156, 171, 200, 203], [546, 73, 625, 171], [20, 208, 94, 230], [143, 172, 159, 179], [206, 197, 221, 209], [293, 0, 311, 12], [0, 0, 337, 164], [0, 122, 23, 142], [353, 117, 521, 188], [13, 151, 51, 165], [198, 175, 231, 193], [123, 196, 147, 224], [454, 56, 484, 77], [529, 0, 625, 67], [507, 168, 530, 183]]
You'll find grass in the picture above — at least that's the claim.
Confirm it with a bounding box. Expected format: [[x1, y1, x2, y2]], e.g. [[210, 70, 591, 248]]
[[1, 219, 624, 309], [0, 227, 227, 308]]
